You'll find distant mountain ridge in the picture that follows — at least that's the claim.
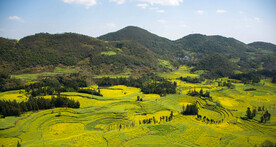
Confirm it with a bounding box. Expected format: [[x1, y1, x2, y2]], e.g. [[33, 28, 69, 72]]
[[0, 26, 275, 75], [99, 26, 275, 59]]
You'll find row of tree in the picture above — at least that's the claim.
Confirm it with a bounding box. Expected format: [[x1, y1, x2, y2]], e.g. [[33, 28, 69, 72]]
[[245, 107, 271, 123], [139, 111, 174, 125], [260, 111, 271, 123], [196, 115, 224, 124], [95, 76, 177, 96], [0, 95, 80, 117], [77, 89, 102, 96]]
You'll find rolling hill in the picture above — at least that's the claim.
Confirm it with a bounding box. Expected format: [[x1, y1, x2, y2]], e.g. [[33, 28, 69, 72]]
[[98, 26, 181, 56], [175, 34, 257, 58], [1, 26, 276, 76], [0, 33, 159, 74], [248, 41, 276, 51]]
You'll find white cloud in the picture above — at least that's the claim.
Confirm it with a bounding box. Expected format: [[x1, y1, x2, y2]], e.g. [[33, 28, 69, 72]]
[[254, 17, 262, 23], [216, 9, 226, 13], [110, 0, 125, 4], [156, 9, 165, 13], [157, 19, 166, 24], [137, 3, 148, 8], [62, 0, 96, 8], [8, 16, 23, 22], [239, 11, 244, 14], [140, 0, 183, 6], [196, 10, 204, 15], [106, 23, 116, 28]]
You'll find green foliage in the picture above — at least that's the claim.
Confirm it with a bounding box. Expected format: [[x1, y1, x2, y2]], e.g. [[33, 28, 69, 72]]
[[181, 104, 198, 115], [248, 42, 276, 51], [89, 40, 158, 74], [230, 69, 276, 84], [77, 89, 102, 96], [187, 88, 211, 98], [11, 67, 75, 82], [24, 74, 88, 97], [175, 34, 256, 58], [0, 73, 24, 92], [99, 26, 182, 56], [192, 53, 237, 79], [179, 76, 204, 83], [260, 110, 271, 123], [230, 72, 260, 84], [218, 80, 234, 89], [95, 76, 177, 95], [0, 33, 159, 75], [0, 95, 80, 117]]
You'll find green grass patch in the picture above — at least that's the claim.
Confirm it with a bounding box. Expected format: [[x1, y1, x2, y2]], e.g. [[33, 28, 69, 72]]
[[11, 67, 75, 81], [101, 51, 117, 56]]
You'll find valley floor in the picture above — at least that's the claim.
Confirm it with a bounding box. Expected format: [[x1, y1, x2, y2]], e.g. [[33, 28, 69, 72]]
[[0, 67, 276, 146]]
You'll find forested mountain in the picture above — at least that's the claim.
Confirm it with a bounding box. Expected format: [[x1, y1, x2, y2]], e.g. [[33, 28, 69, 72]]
[[0, 33, 159, 74], [1, 26, 276, 76], [175, 34, 257, 58], [191, 53, 237, 78], [98, 26, 181, 56], [98, 26, 276, 60], [248, 42, 276, 51]]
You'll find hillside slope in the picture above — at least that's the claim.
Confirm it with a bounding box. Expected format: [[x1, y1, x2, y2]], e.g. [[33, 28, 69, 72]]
[[175, 34, 257, 58], [0, 33, 158, 74], [98, 26, 181, 56], [248, 41, 276, 51]]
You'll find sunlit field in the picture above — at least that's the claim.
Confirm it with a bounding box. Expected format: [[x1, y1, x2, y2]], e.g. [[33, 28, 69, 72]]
[[0, 66, 275, 146]]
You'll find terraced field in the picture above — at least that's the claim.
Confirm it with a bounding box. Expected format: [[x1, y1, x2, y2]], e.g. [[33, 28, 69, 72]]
[[0, 67, 275, 146]]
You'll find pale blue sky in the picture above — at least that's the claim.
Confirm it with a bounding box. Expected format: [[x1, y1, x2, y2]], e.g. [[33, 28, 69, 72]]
[[0, 0, 275, 44]]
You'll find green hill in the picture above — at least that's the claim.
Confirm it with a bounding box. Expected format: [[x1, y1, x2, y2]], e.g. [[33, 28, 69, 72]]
[[98, 26, 181, 56], [1, 27, 275, 76], [192, 53, 237, 78], [175, 34, 256, 58], [0, 33, 158, 75], [98, 26, 273, 60], [248, 42, 276, 51]]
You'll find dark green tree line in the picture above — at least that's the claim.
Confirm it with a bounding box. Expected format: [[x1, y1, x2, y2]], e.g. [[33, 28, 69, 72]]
[[0, 95, 80, 117]]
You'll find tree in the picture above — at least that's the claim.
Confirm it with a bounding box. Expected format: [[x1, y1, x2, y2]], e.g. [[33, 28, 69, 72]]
[[17, 141, 21, 147], [199, 88, 203, 96], [252, 108, 257, 118], [246, 107, 252, 119], [182, 104, 198, 115]]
